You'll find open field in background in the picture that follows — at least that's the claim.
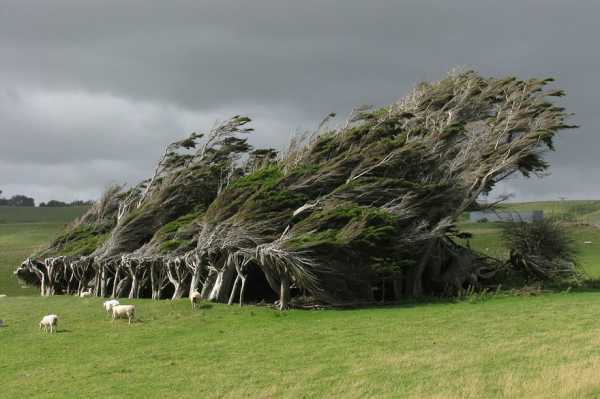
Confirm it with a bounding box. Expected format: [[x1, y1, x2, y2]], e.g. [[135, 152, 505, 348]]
[[0, 206, 89, 296], [0, 206, 89, 224], [458, 200, 600, 277], [500, 200, 600, 224], [4, 294, 600, 398]]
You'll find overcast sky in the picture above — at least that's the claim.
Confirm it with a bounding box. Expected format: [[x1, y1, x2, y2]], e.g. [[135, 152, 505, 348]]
[[1, 0, 598, 203]]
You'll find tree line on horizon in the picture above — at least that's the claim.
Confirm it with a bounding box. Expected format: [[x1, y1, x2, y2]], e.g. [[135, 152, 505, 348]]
[[0, 189, 93, 208]]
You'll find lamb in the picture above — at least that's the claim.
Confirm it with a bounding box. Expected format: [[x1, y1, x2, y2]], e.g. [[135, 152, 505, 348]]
[[112, 305, 135, 324], [103, 299, 120, 313], [39, 314, 58, 333], [80, 289, 92, 298], [190, 291, 201, 309]]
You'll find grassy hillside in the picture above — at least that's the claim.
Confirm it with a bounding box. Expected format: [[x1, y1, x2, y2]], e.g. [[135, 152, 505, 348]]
[[0, 206, 88, 295], [3, 294, 600, 398]]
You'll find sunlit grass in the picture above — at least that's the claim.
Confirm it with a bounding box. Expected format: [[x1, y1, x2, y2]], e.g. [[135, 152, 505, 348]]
[[3, 294, 600, 398]]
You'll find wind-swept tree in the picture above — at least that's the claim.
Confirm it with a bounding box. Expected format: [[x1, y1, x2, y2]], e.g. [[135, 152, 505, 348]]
[[20, 71, 576, 305]]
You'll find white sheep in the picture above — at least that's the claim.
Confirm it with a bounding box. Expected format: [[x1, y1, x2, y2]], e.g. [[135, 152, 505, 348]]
[[0, 294, 7, 298], [103, 299, 120, 313], [190, 291, 202, 309], [39, 314, 58, 333], [80, 289, 92, 298], [112, 305, 135, 324]]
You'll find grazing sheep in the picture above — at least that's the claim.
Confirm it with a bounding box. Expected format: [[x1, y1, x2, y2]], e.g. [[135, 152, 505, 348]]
[[190, 291, 201, 309], [39, 314, 58, 333], [0, 294, 7, 298], [112, 305, 135, 324], [80, 289, 92, 298], [103, 299, 120, 313]]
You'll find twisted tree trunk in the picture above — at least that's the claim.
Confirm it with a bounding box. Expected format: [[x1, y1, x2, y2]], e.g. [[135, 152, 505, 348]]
[[200, 268, 217, 300], [279, 273, 290, 310], [228, 275, 241, 305]]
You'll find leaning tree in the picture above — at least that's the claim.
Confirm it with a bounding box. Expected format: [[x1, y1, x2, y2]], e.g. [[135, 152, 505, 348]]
[[193, 71, 576, 305], [17, 70, 576, 306]]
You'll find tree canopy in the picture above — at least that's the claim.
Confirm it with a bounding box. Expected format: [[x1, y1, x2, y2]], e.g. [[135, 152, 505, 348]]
[[19, 71, 576, 306]]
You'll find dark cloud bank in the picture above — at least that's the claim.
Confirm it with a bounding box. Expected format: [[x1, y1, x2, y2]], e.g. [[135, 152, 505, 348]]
[[1, 0, 598, 202]]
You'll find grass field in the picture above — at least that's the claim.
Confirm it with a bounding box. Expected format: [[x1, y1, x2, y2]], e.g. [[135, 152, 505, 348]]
[[4, 294, 600, 398], [4, 204, 600, 398], [0, 206, 88, 296], [456, 200, 600, 277]]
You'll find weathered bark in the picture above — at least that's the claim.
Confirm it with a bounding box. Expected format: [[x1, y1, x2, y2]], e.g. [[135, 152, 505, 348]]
[[150, 260, 167, 300], [189, 270, 201, 297], [76, 278, 83, 296], [238, 274, 247, 306], [115, 277, 130, 298], [99, 263, 107, 297], [166, 257, 190, 300], [208, 270, 224, 301], [279, 273, 290, 310], [172, 283, 185, 299], [208, 265, 235, 302], [135, 268, 149, 298], [65, 263, 76, 295], [44, 258, 57, 296], [200, 268, 217, 300], [128, 275, 138, 299], [228, 275, 241, 305], [111, 266, 122, 298], [30, 264, 47, 297]]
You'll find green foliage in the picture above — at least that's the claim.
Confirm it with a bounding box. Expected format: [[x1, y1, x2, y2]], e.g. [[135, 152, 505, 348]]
[[158, 238, 194, 253], [48, 225, 109, 257], [26, 72, 578, 300], [228, 165, 283, 191], [287, 204, 400, 276], [154, 211, 202, 240], [502, 219, 581, 281]]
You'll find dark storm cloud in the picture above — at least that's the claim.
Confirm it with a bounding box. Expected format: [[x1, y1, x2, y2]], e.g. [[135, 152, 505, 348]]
[[1, 0, 599, 202]]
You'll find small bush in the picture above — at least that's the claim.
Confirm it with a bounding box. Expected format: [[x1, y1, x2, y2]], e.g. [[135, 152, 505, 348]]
[[501, 219, 581, 282]]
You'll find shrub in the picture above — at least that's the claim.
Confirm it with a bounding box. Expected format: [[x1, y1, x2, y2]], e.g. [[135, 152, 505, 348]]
[[501, 219, 581, 281]]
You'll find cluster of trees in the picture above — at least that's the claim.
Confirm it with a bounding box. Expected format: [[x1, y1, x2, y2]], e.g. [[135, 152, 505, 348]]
[[0, 191, 35, 207], [17, 71, 578, 306], [0, 189, 92, 208], [39, 200, 94, 207]]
